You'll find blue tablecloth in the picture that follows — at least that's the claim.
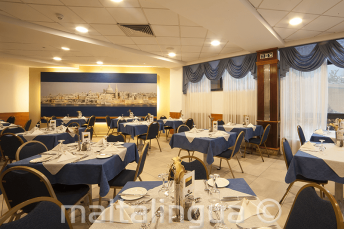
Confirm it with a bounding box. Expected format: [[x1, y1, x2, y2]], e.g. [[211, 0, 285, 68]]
[[218, 125, 264, 142], [6, 143, 139, 197], [109, 118, 135, 128], [310, 133, 335, 143], [158, 119, 185, 130], [285, 148, 344, 184], [55, 118, 88, 127], [2, 122, 10, 127], [113, 178, 255, 202], [118, 121, 165, 139], [169, 132, 238, 165]]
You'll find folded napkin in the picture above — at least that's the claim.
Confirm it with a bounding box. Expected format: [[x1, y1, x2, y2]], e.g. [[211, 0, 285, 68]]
[[211, 131, 230, 141], [226, 122, 232, 125], [57, 152, 77, 163], [9, 124, 17, 127], [247, 123, 256, 131], [97, 200, 134, 224], [300, 141, 319, 152], [103, 145, 127, 160], [236, 198, 265, 223], [315, 129, 324, 135], [95, 138, 107, 146], [51, 144, 67, 152], [30, 129, 44, 135], [103, 144, 119, 152], [189, 128, 198, 133]]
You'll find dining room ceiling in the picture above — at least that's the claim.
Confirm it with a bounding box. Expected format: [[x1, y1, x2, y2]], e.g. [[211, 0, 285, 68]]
[[0, 0, 344, 68]]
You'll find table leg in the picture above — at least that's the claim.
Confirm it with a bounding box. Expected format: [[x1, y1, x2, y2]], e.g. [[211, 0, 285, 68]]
[[335, 182, 343, 206], [202, 153, 212, 174]]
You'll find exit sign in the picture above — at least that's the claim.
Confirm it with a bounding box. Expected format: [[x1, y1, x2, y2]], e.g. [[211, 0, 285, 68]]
[[260, 52, 273, 59]]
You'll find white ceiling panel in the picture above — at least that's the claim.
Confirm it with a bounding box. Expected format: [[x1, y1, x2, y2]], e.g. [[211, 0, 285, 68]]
[[33, 22, 70, 32], [201, 46, 223, 53], [99, 0, 141, 8], [203, 38, 225, 47], [182, 56, 199, 62], [315, 31, 335, 37], [69, 7, 117, 24], [151, 25, 179, 37], [180, 26, 207, 38], [144, 9, 178, 25], [30, 5, 85, 23], [107, 8, 147, 24], [257, 9, 289, 26], [302, 16, 344, 32], [199, 52, 217, 59], [131, 37, 157, 45], [181, 45, 202, 52], [181, 38, 204, 46], [225, 42, 241, 48], [90, 24, 125, 36], [88, 35, 110, 42], [327, 21, 344, 33], [293, 0, 341, 14], [138, 0, 165, 9], [0, 9, 17, 17], [179, 15, 199, 26], [220, 47, 243, 54], [21, 0, 64, 5], [156, 37, 180, 45], [259, 0, 302, 11], [0, 2, 53, 22], [105, 36, 135, 45], [159, 45, 181, 52], [0, 0, 21, 2], [0, 43, 58, 51], [249, 0, 262, 8], [274, 12, 319, 29], [59, 22, 101, 35], [273, 27, 298, 39], [324, 1, 344, 17], [137, 44, 161, 52], [120, 44, 141, 50], [59, 0, 103, 7], [286, 29, 321, 40]]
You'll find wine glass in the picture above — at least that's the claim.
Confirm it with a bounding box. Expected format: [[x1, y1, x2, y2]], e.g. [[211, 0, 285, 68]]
[[327, 126, 330, 135], [134, 206, 148, 229], [157, 173, 169, 203], [58, 140, 65, 153], [319, 139, 326, 153]]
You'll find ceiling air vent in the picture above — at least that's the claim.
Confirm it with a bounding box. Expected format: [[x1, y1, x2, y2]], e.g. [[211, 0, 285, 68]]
[[118, 24, 155, 37]]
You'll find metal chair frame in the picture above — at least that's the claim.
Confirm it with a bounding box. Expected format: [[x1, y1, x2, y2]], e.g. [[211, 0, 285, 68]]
[[136, 122, 161, 152], [244, 124, 271, 162], [0, 133, 24, 174], [15, 140, 48, 161]]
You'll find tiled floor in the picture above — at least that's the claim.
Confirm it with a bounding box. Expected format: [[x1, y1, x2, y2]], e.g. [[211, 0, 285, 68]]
[[0, 134, 338, 228]]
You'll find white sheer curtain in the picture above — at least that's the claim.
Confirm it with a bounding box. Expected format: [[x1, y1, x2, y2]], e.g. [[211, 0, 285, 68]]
[[280, 61, 328, 153], [185, 75, 212, 129], [223, 71, 257, 124]]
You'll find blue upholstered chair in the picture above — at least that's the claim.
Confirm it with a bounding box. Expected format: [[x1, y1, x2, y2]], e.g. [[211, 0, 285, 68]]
[[107, 133, 126, 143], [284, 183, 343, 229], [0, 166, 91, 214], [15, 140, 48, 161], [0, 197, 72, 228], [177, 125, 194, 158], [105, 115, 115, 135], [217, 120, 225, 125], [171, 156, 209, 180], [279, 138, 327, 205], [84, 126, 93, 140], [297, 125, 306, 146], [82, 115, 96, 136], [0, 133, 24, 173], [160, 115, 173, 140], [24, 119, 31, 131], [1, 126, 25, 135], [67, 122, 80, 128], [137, 122, 161, 151], [244, 124, 271, 162], [185, 118, 194, 129], [6, 116, 15, 124], [211, 131, 245, 178]]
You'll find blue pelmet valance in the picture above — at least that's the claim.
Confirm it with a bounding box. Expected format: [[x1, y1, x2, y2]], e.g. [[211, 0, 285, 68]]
[[280, 39, 344, 77], [183, 53, 257, 94]]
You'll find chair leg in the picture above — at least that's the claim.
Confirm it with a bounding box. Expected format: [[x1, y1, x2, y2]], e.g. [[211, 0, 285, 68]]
[[244, 142, 247, 158], [225, 159, 235, 178], [107, 129, 110, 135], [236, 155, 244, 173], [113, 189, 117, 199], [279, 182, 295, 205], [98, 196, 102, 206], [210, 164, 212, 174], [219, 159, 222, 169], [156, 138, 162, 152], [264, 143, 270, 158], [257, 145, 264, 162], [178, 149, 182, 157]]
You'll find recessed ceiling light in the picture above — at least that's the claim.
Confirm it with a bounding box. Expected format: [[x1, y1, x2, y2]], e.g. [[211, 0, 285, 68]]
[[75, 26, 88, 33], [97, 61, 103, 65], [111, 0, 123, 2], [61, 47, 70, 51], [211, 40, 220, 46], [168, 52, 176, 57], [289, 18, 302, 25], [53, 57, 61, 61]]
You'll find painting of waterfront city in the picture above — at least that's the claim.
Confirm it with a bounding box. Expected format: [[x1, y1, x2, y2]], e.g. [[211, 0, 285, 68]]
[[40, 72, 157, 117]]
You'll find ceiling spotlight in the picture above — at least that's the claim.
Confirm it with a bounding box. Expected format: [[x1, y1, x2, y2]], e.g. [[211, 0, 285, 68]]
[[97, 61, 103, 65], [53, 57, 61, 61], [211, 40, 220, 46], [168, 52, 176, 57], [289, 18, 302, 25], [75, 26, 88, 33], [61, 47, 70, 51]]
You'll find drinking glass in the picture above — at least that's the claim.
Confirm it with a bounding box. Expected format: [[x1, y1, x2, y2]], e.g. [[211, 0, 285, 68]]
[[319, 139, 325, 152], [58, 140, 65, 153], [157, 173, 169, 203], [327, 126, 330, 135], [134, 206, 148, 229]]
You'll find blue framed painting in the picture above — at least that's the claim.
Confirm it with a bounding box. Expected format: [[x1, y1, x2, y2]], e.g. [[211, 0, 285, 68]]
[[41, 72, 157, 117]]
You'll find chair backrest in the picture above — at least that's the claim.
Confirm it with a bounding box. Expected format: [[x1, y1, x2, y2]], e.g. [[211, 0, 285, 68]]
[[217, 120, 225, 125], [88, 116, 96, 127], [0, 166, 56, 213], [105, 115, 111, 127], [51, 116, 56, 120], [297, 125, 306, 146], [1, 126, 25, 135], [282, 138, 294, 169], [67, 122, 80, 128], [185, 118, 194, 129], [160, 115, 167, 119], [24, 119, 32, 131], [15, 141, 48, 161], [259, 124, 271, 145], [146, 122, 160, 139], [231, 131, 245, 158], [134, 142, 149, 179], [0, 133, 24, 160], [84, 126, 93, 140], [0, 197, 72, 229], [6, 116, 15, 124], [177, 124, 190, 133], [180, 156, 209, 180], [117, 119, 127, 128], [284, 183, 343, 229], [107, 133, 125, 143]]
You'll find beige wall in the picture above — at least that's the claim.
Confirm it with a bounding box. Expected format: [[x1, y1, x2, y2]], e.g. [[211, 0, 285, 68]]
[[29, 66, 170, 135]]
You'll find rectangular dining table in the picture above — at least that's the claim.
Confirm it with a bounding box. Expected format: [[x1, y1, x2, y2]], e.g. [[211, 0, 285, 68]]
[[158, 119, 186, 131], [110, 118, 136, 128], [310, 131, 335, 143], [218, 125, 264, 142], [118, 121, 165, 139], [5, 143, 139, 197]]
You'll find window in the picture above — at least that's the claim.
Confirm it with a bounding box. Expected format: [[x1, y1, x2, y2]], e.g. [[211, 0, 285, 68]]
[[327, 63, 344, 124], [211, 78, 223, 91]]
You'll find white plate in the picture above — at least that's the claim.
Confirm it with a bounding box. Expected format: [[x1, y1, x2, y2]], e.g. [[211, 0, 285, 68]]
[[96, 154, 113, 159], [114, 142, 125, 145], [207, 178, 230, 188], [120, 187, 147, 200]]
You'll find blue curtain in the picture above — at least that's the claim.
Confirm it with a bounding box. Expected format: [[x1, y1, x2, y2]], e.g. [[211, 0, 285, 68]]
[[280, 39, 344, 77], [183, 53, 257, 94]]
